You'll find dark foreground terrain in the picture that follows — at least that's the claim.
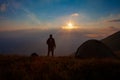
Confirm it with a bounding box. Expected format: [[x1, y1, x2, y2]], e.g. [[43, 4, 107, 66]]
[[0, 55, 120, 80]]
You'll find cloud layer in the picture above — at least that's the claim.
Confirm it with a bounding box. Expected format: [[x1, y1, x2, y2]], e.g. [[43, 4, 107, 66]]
[[108, 19, 120, 22]]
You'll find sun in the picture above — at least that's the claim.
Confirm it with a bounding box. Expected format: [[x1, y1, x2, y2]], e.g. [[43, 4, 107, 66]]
[[62, 22, 75, 30], [67, 23, 74, 29]]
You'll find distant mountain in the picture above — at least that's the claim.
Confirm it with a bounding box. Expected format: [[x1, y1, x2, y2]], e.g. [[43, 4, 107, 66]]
[[102, 31, 120, 52]]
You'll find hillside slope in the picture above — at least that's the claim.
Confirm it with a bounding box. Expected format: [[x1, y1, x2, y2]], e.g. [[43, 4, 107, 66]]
[[102, 31, 120, 52], [0, 56, 120, 80]]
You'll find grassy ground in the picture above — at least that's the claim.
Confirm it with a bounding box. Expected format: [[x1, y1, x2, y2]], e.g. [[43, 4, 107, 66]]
[[0, 55, 120, 80]]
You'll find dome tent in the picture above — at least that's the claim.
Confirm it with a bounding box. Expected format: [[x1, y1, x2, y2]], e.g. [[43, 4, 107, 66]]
[[75, 39, 114, 58]]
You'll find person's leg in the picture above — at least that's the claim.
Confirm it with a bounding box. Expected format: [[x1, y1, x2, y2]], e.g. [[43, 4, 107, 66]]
[[48, 48, 50, 56], [47, 52, 49, 56], [52, 49, 54, 56]]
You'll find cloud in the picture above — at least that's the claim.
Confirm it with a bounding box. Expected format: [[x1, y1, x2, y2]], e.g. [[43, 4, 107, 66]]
[[71, 13, 79, 17], [0, 3, 7, 12], [22, 8, 41, 25], [102, 14, 120, 23], [84, 25, 120, 39], [85, 34, 101, 38], [105, 26, 119, 32], [108, 19, 120, 22]]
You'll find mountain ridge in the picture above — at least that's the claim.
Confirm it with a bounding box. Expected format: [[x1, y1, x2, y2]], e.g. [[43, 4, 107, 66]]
[[102, 31, 120, 51]]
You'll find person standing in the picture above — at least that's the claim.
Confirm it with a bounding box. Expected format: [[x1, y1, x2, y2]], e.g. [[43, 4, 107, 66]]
[[46, 34, 56, 56]]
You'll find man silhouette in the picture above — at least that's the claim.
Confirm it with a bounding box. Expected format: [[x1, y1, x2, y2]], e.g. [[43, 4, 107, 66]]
[[46, 34, 56, 56]]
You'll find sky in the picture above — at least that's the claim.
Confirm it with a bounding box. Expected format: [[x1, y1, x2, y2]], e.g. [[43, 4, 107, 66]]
[[0, 0, 120, 55]]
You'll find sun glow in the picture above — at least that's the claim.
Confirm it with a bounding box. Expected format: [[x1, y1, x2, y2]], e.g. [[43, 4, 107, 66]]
[[62, 22, 78, 30], [68, 23, 74, 29]]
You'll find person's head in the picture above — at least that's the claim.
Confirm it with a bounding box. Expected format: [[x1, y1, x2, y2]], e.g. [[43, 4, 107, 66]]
[[49, 34, 52, 38]]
